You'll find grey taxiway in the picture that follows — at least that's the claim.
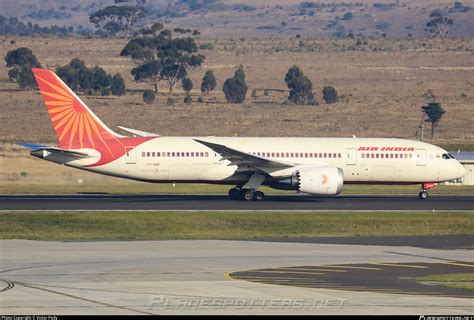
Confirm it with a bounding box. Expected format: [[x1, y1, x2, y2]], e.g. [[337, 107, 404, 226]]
[[0, 238, 472, 315]]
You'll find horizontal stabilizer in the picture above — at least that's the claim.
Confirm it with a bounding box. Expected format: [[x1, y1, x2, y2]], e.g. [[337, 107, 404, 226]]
[[18, 143, 91, 159], [118, 126, 160, 137]]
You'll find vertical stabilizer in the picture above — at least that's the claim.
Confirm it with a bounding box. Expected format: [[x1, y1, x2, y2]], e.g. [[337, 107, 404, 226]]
[[32, 68, 122, 149]]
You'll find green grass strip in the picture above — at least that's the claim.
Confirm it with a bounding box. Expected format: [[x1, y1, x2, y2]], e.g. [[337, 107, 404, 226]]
[[416, 273, 474, 291], [0, 211, 472, 241]]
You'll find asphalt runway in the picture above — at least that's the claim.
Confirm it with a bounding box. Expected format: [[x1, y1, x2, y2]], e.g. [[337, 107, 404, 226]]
[[1, 239, 472, 314], [0, 194, 473, 211]]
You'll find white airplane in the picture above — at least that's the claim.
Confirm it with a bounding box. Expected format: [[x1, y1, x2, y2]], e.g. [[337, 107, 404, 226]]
[[21, 68, 466, 201]]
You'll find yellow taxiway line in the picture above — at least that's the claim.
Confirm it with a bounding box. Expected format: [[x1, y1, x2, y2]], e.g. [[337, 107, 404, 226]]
[[371, 263, 428, 269]]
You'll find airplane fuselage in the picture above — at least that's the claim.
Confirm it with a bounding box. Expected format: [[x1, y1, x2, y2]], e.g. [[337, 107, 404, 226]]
[[43, 137, 465, 187]]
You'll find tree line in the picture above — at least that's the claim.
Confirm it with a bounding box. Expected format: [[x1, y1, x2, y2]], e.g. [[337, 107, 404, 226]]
[[0, 15, 82, 37], [3, 43, 352, 107], [5, 48, 125, 96]]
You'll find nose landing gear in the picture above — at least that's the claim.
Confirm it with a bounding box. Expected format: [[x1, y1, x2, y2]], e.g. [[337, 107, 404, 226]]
[[419, 190, 429, 200], [419, 182, 436, 200]]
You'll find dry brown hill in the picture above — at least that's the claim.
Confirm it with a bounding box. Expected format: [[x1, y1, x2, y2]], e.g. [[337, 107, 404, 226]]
[[1, 0, 473, 38]]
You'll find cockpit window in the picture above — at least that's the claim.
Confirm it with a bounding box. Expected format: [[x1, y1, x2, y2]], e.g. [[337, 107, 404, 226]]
[[442, 153, 454, 159]]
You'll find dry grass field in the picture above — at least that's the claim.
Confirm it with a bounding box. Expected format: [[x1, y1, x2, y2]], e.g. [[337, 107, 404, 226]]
[[1, 37, 473, 141], [0, 36, 473, 193]]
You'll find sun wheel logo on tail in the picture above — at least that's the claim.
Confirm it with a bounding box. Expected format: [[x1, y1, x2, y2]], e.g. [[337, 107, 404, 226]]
[[296, 166, 344, 195], [32, 68, 153, 167]]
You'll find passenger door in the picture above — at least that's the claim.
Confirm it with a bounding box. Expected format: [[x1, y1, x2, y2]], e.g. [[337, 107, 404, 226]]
[[346, 148, 357, 165], [415, 148, 427, 166], [125, 147, 136, 164]]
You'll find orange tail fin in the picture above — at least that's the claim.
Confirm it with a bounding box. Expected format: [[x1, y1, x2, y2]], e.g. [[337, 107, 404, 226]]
[[32, 68, 121, 149]]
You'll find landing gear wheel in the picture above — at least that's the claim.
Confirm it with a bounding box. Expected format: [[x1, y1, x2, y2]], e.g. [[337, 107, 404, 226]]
[[419, 191, 428, 200], [254, 191, 265, 201], [228, 187, 242, 200], [242, 189, 255, 201]]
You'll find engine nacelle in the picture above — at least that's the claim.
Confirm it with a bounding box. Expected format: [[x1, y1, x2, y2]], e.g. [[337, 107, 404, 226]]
[[296, 166, 344, 195]]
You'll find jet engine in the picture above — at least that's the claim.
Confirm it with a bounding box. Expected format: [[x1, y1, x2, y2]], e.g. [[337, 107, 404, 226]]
[[275, 166, 344, 195]]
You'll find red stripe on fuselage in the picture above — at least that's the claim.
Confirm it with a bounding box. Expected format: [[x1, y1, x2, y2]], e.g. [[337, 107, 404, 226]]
[[62, 136, 155, 167]]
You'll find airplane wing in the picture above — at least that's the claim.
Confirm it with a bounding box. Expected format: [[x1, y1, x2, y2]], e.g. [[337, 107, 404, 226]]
[[194, 139, 295, 172], [118, 126, 159, 137]]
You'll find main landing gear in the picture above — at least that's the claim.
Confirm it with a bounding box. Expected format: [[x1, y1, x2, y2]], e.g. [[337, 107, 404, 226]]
[[228, 187, 265, 201], [419, 182, 436, 200], [229, 173, 267, 201]]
